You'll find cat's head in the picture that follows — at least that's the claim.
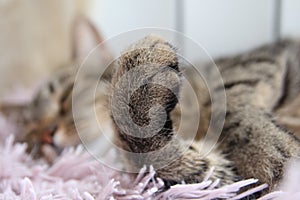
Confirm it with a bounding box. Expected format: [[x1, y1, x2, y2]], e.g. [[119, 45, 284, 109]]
[[0, 16, 113, 161]]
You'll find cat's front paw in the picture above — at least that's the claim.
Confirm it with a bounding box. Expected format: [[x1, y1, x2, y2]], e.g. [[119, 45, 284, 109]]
[[111, 35, 181, 139]]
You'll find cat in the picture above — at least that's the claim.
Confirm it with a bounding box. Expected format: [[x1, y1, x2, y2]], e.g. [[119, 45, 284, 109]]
[[110, 35, 300, 194], [2, 32, 300, 196]]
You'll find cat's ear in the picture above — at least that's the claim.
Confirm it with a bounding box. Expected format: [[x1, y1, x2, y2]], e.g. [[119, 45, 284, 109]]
[[0, 103, 31, 122], [71, 15, 113, 79]]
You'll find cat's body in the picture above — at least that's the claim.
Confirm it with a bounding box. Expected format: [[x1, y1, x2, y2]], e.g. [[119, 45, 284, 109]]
[[2, 34, 300, 196], [110, 36, 300, 193], [213, 39, 300, 189]]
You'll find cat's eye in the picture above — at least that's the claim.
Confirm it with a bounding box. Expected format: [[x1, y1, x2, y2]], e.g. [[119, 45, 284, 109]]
[[48, 82, 55, 93], [59, 83, 73, 104]]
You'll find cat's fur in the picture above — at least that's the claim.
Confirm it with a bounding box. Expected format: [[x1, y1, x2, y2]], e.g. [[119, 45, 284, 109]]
[[110, 35, 300, 192]]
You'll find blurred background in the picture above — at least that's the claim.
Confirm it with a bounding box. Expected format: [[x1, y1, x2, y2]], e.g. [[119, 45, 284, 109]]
[[0, 0, 299, 99]]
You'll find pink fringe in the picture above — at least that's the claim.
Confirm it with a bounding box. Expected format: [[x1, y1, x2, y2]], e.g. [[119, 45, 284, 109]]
[[0, 134, 294, 200]]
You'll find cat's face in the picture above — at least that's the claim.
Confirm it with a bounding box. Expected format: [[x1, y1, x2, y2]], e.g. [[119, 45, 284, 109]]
[[1, 70, 80, 159], [1, 64, 112, 162]]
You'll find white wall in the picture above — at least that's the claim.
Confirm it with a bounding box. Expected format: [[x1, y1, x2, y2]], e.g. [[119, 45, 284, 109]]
[[184, 0, 274, 60], [282, 0, 300, 37], [88, 0, 300, 61], [89, 0, 174, 37]]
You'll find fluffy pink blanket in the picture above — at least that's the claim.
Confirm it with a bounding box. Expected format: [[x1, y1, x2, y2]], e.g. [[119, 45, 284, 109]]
[[0, 89, 299, 199]]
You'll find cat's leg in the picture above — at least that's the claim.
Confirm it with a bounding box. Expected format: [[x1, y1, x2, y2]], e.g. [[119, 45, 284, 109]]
[[220, 91, 300, 191], [110, 35, 239, 185]]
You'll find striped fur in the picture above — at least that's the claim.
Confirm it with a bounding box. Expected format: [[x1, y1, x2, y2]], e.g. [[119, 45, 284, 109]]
[[111, 36, 300, 193]]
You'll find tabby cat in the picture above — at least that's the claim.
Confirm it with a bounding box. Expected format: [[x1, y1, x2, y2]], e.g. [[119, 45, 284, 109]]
[[2, 33, 300, 196]]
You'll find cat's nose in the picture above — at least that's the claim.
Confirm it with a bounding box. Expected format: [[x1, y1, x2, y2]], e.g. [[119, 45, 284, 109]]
[[41, 125, 58, 145]]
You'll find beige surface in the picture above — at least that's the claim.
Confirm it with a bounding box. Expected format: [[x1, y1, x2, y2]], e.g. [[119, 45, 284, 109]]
[[0, 0, 88, 98]]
